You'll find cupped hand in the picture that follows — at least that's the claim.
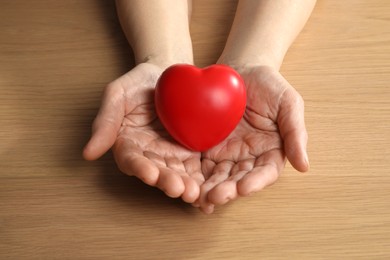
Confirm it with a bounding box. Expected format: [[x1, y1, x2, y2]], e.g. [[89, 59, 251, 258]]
[[198, 66, 309, 213], [83, 63, 204, 203]]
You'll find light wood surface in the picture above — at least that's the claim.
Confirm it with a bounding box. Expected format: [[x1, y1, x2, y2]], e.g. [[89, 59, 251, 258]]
[[1, 0, 389, 259]]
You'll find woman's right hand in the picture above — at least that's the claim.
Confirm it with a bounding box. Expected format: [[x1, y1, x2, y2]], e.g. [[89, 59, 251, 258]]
[[83, 63, 204, 203]]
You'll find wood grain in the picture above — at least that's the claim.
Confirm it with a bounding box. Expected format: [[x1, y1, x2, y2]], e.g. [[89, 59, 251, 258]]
[[1, 0, 389, 259]]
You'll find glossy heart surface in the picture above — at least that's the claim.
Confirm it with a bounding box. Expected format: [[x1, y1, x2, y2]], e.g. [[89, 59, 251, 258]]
[[155, 64, 246, 151]]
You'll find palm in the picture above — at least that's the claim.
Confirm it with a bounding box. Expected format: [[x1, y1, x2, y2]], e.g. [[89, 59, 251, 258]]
[[198, 66, 308, 213], [85, 64, 308, 212], [85, 63, 203, 203]]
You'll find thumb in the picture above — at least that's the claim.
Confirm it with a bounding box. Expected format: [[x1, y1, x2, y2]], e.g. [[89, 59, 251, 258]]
[[83, 84, 124, 161], [278, 87, 309, 172]]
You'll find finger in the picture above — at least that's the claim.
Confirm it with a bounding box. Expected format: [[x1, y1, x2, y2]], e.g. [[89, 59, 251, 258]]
[[192, 159, 216, 211], [163, 157, 202, 203], [198, 160, 234, 212], [207, 171, 248, 205], [184, 157, 202, 175], [201, 159, 216, 180], [166, 157, 201, 203], [144, 153, 187, 198], [278, 88, 309, 172], [200, 204, 215, 215], [115, 152, 160, 186], [143, 151, 201, 203], [156, 167, 185, 198], [184, 157, 205, 185], [181, 175, 200, 203], [83, 83, 124, 161], [143, 151, 166, 168], [165, 157, 186, 172], [183, 157, 204, 203], [112, 138, 160, 186], [206, 159, 254, 205], [237, 149, 285, 196], [114, 139, 186, 199]]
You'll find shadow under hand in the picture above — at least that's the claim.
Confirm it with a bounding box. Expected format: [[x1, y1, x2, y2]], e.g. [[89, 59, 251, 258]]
[[93, 154, 221, 260], [98, 152, 198, 216]]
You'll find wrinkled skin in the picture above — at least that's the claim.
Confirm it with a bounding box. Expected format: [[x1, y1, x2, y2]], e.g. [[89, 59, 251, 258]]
[[197, 65, 308, 213], [83, 63, 308, 213], [83, 63, 204, 203]]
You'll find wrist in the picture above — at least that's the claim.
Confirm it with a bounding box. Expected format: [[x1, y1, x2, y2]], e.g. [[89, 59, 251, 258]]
[[140, 53, 194, 71], [117, 0, 194, 71], [217, 50, 283, 72]]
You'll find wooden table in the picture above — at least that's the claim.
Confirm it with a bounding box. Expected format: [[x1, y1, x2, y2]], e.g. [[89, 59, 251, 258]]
[[1, 1, 389, 259]]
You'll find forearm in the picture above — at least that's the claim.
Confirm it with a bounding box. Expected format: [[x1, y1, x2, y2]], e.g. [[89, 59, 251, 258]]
[[115, 0, 193, 69], [218, 0, 316, 70]]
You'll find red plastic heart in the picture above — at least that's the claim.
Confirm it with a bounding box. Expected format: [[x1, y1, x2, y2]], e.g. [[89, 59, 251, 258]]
[[155, 64, 246, 151]]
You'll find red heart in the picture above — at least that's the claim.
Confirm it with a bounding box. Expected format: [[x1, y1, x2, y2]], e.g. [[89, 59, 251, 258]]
[[155, 64, 246, 151]]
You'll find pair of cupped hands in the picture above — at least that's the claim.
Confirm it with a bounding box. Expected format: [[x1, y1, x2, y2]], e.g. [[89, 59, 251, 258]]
[[83, 62, 309, 214]]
